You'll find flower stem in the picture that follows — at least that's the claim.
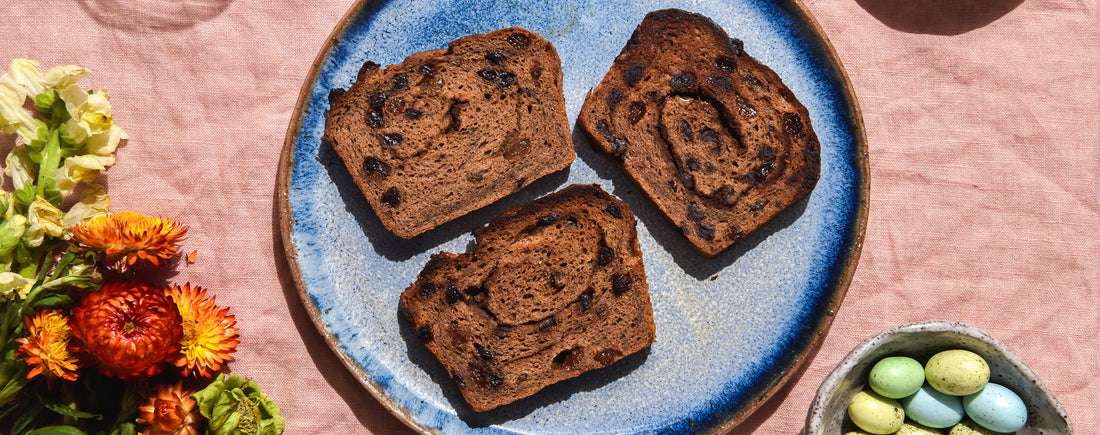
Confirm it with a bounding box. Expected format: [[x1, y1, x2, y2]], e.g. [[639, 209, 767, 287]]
[[0, 365, 29, 407], [35, 127, 60, 200]]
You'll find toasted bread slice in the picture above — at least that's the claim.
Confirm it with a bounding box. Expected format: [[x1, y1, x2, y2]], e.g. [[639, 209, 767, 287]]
[[324, 27, 575, 239], [399, 184, 654, 412], [579, 9, 821, 257]]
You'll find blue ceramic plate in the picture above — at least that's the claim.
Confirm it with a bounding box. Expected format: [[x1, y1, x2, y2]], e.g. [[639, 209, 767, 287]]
[[278, 0, 868, 433]]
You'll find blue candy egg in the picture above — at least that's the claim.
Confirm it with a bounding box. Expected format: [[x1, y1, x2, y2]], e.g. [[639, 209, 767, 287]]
[[963, 383, 1027, 433], [900, 383, 965, 428]]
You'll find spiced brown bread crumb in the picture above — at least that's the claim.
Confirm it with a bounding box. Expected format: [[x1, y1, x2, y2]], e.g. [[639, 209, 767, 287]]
[[398, 184, 655, 412], [579, 9, 821, 257], [324, 27, 575, 239]]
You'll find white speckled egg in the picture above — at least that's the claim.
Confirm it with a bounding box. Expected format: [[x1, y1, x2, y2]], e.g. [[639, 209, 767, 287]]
[[925, 350, 989, 396], [848, 390, 905, 434], [963, 383, 1027, 433], [896, 422, 944, 435], [869, 356, 925, 399]]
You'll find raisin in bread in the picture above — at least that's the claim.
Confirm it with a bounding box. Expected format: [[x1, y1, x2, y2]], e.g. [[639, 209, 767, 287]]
[[578, 9, 821, 257], [324, 27, 575, 239], [398, 184, 654, 412]]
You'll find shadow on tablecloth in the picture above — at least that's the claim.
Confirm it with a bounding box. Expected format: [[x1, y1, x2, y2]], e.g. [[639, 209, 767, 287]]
[[854, 0, 1023, 35], [79, 0, 233, 31]]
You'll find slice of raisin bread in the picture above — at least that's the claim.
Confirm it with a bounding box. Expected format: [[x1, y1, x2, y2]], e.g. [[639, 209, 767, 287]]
[[398, 184, 654, 412], [324, 27, 576, 239], [578, 9, 821, 257]]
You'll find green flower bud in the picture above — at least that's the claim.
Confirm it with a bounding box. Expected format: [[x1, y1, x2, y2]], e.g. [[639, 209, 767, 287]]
[[0, 213, 27, 254], [194, 374, 284, 435]]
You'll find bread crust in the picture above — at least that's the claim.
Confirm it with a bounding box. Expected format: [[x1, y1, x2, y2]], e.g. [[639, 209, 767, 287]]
[[399, 184, 654, 412], [324, 27, 576, 239], [579, 9, 821, 257]]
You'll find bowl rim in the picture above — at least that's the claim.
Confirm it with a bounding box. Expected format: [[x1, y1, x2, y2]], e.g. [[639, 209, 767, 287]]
[[805, 320, 1074, 434]]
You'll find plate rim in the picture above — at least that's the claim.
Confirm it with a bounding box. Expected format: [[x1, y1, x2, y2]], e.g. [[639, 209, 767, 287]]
[[276, 0, 429, 432], [275, 0, 870, 433], [704, 1, 870, 432]]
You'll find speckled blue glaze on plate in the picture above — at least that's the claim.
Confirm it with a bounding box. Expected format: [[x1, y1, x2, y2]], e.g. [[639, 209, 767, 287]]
[[277, 0, 868, 433]]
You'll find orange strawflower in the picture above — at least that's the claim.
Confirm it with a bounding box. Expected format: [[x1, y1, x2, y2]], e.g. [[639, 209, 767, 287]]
[[71, 212, 188, 272], [69, 281, 182, 380], [165, 283, 239, 378], [15, 309, 81, 383], [137, 381, 203, 435]]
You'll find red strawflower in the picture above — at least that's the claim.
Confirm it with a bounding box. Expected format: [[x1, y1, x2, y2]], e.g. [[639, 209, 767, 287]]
[[69, 281, 183, 380]]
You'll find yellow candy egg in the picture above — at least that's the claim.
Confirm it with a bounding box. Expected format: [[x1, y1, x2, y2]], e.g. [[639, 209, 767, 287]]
[[925, 350, 989, 396], [896, 422, 945, 435], [848, 390, 905, 434], [948, 418, 1001, 435]]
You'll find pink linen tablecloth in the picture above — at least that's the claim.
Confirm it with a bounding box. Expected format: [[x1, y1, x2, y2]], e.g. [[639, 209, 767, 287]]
[[1, 0, 1096, 433]]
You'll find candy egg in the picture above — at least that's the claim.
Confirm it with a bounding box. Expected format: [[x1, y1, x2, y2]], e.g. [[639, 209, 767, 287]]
[[848, 390, 905, 434], [925, 350, 989, 396], [896, 422, 944, 435], [900, 383, 965, 428], [963, 383, 1027, 433], [948, 419, 1001, 435], [869, 356, 925, 399]]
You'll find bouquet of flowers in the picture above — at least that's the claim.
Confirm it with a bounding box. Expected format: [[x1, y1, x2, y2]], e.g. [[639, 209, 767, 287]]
[[0, 59, 284, 435]]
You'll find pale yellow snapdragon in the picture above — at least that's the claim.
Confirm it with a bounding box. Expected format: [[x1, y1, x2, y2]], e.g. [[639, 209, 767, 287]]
[[57, 82, 126, 165], [60, 86, 114, 143], [3, 145, 36, 190], [41, 64, 89, 90], [25, 196, 64, 247], [0, 59, 45, 141], [0, 271, 33, 300], [3, 59, 44, 98], [61, 183, 110, 229], [83, 122, 127, 157], [55, 154, 115, 198]]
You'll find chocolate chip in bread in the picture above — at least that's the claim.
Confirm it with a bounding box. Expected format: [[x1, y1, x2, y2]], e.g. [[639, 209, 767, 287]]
[[578, 9, 821, 257], [398, 184, 654, 412], [324, 27, 576, 239]]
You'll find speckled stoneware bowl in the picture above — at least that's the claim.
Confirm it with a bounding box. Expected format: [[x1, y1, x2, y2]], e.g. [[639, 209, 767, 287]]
[[806, 321, 1073, 434], [278, 0, 869, 433]]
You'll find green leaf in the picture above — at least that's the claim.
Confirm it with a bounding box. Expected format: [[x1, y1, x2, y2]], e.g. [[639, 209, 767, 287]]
[[107, 422, 135, 435], [33, 90, 57, 120], [27, 146, 44, 163], [14, 241, 34, 270], [32, 294, 73, 308], [15, 183, 36, 209], [57, 123, 75, 146], [11, 401, 44, 435], [41, 178, 63, 207], [40, 397, 102, 419], [0, 396, 22, 421], [26, 426, 88, 435]]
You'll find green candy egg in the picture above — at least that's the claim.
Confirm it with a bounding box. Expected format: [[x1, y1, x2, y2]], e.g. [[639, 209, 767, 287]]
[[869, 356, 925, 399], [848, 390, 905, 434], [925, 350, 989, 396]]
